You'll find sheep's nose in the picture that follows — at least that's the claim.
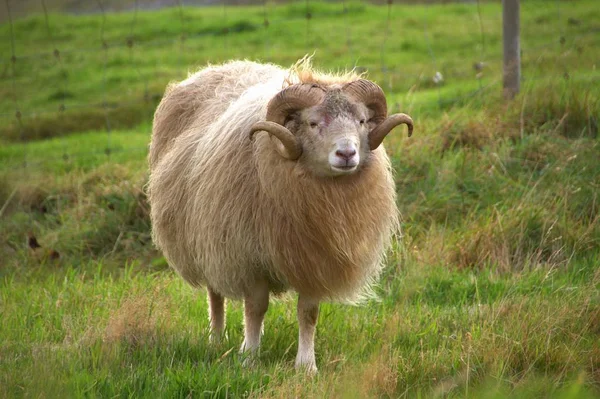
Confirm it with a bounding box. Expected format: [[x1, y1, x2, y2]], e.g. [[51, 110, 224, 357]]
[[335, 148, 357, 161]]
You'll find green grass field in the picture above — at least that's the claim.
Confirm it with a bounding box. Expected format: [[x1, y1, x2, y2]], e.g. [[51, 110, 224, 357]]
[[1, 1, 599, 397]]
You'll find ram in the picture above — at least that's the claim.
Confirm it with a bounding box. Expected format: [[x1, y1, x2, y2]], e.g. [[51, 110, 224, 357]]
[[148, 59, 413, 372]]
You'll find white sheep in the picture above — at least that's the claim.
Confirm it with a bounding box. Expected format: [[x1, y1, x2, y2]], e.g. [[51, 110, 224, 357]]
[[148, 58, 413, 372]]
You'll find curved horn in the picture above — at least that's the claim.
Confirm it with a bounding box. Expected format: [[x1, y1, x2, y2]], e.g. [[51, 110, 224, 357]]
[[343, 79, 414, 150], [249, 83, 325, 160], [266, 83, 325, 124], [249, 121, 302, 160], [343, 79, 388, 124], [367, 113, 414, 150]]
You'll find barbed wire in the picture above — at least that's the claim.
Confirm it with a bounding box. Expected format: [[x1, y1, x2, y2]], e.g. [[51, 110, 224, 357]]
[[2, 146, 150, 170], [41, 0, 71, 161], [0, 9, 594, 65], [4, 0, 25, 151], [379, 0, 393, 93], [0, 73, 563, 171], [342, 0, 353, 65], [305, 0, 311, 54], [2, 64, 598, 123], [176, 0, 186, 70], [41, 0, 68, 111], [475, 0, 486, 90], [554, 0, 569, 81], [222, 1, 229, 56], [262, 0, 270, 61], [1, 1, 598, 172], [97, 0, 112, 156], [2, 22, 594, 87], [422, 2, 443, 107], [4, 66, 598, 171], [4, 0, 32, 231], [4, 66, 596, 134]]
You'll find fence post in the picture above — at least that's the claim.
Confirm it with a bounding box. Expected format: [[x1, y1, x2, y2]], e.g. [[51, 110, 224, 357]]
[[502, 0, 520, 99]]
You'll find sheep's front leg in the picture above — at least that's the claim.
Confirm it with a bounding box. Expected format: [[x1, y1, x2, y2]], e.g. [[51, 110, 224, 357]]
[[207, 287, 225, 343], [295, 295, 319, 373], [240, 279, 269, 354]]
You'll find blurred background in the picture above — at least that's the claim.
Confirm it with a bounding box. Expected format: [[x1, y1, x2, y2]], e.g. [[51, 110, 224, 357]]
[[1, 1, 599, 397]]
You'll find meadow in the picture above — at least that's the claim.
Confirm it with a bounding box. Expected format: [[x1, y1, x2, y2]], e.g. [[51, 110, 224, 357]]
[[0, 1, 599, 397]]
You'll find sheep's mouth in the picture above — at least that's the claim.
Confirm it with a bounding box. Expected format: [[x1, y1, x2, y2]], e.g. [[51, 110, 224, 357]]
[[330, 164, 358, 175]]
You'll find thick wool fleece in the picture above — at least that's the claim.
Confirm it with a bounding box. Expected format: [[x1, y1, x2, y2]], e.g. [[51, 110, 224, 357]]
[[148, 60, 399, 303]]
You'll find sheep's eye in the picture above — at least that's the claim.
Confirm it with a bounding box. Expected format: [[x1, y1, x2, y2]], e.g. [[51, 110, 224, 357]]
[[359, 119, 366, 125], [309, 122, 318, 128]]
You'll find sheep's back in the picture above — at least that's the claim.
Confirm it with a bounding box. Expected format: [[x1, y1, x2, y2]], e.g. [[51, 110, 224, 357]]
[[149, 61, 284, 167], [148, 61, 288, 297]]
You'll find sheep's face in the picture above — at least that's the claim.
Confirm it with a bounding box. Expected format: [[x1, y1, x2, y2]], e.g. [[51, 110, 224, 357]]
[[250, 80, 413, 174], [285, 92, 374, 177]]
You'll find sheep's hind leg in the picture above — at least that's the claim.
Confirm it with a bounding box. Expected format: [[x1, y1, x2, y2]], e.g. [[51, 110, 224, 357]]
[[295, 295, 319, 374], [207, 287, 225, 343], [240, 279, 270, 357]]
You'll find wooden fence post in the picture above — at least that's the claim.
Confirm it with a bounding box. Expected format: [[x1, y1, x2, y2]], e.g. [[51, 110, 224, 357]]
[[503, 0, 520, 99]]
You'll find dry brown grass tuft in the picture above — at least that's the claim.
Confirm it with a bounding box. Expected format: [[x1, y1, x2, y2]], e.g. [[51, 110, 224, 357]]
[[0, 162, 155, 271], [358, 345, 400, 397], [440, 115, 496, 153], [471, 295, 600, 385], [103, 287, 172, 347], [437, 79, 598, 158], [1, 180, 52, 216], [450, 205, 570, 271], [514, 135, 566, 170], [514, 81, 599, 139], [408, 225, 452, 268]]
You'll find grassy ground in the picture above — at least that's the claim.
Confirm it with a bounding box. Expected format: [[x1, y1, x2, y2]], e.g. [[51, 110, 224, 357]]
[[1, 1, 599, 398], [1, 1, 598, 140]]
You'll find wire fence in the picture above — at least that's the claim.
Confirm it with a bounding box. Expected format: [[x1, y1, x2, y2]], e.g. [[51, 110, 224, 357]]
[[1, 0, 599, 172]]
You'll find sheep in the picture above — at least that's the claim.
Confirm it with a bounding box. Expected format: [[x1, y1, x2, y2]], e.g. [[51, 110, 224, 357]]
[[147, 58, 413, 373]]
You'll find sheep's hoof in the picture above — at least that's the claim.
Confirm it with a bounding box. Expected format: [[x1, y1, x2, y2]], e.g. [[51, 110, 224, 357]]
[[209, 332, 224, 345], [239, 343, 260, 368], [295, 360, 318, 375], [240, 353, 259, 369], [242, 354, 258, 369]]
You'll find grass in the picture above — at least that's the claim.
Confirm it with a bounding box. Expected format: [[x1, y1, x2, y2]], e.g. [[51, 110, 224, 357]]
[[1, 259, 599, 397], [1, 1, 599, 398], [1, 1, 598, 140]]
